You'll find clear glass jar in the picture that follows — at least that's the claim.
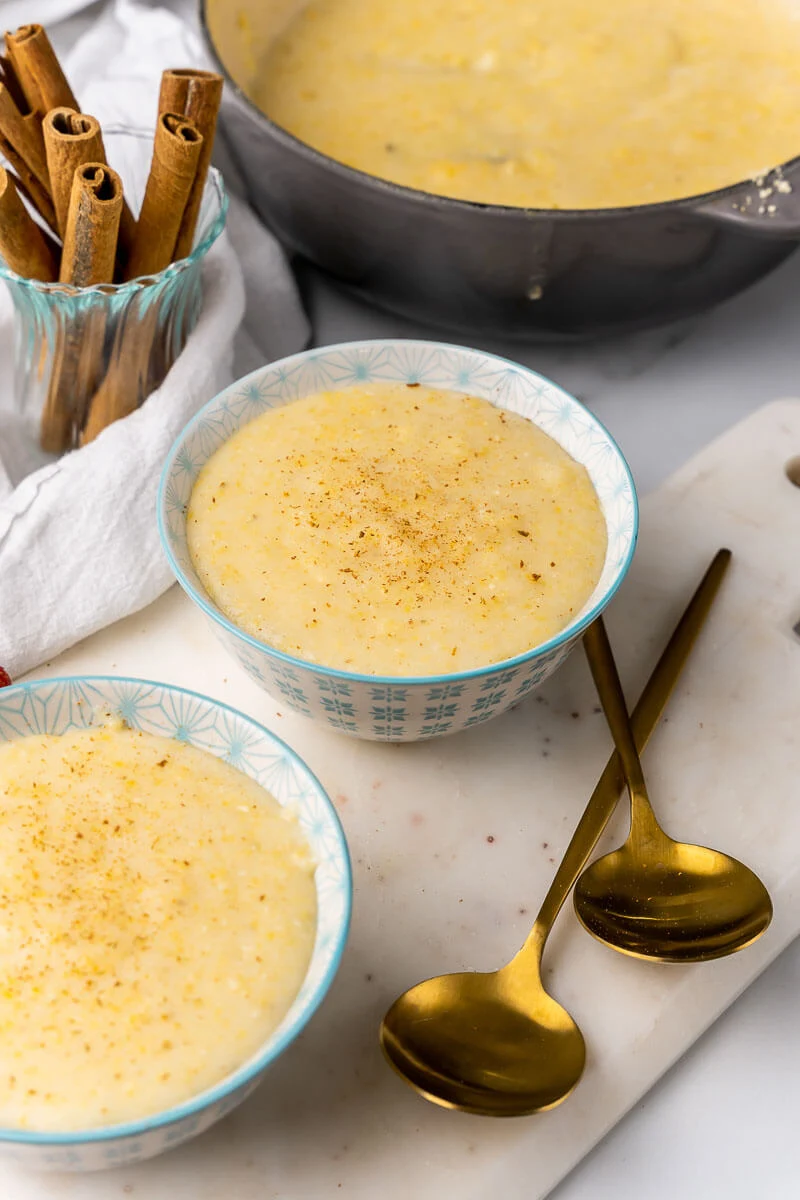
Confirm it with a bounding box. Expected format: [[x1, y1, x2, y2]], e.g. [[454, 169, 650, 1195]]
[[0, 127, 228, 454]]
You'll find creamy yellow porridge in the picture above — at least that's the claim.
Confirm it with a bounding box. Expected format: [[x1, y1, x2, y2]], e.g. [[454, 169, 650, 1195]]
[[250, 0, 800, 208], [0, 720, 317, 1131], [187, 384, 606, 675]]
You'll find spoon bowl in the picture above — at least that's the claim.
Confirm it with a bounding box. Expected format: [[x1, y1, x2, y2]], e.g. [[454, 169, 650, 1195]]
[[576, 605, 772, 964], [381, 966, 586, 1116], [575, 839, 773, 962]]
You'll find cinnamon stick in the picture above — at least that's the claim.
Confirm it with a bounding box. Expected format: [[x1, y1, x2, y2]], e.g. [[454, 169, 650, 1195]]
[[40, 296, 108, 454], [43, 107, 136, 273], [60, 162, 122, 285], [43, 107, 103, 237], [40, 163, 122, 450], [0, 165, 57, 280], [83, 109, 206, 439], [80, 305, 159, 445], [0, 80, 55, 229], [124, 112, 203, 280], [158, 68, 222, 259], [4, 23, 78, 120], [0, 52, 31, 113]]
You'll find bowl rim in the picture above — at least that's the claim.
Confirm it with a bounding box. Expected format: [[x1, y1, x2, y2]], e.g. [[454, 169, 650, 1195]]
[[157, 337, 639, 685], [198, 0, 800, 222], [0, 674, 352, 1146]]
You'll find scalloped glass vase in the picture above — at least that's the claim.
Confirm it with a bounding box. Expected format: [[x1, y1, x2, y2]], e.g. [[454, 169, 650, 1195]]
[[0, 127, 227, 454]]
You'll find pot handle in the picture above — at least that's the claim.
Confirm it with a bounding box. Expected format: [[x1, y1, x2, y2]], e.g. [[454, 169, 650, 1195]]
[[693, 162, 800, 239]]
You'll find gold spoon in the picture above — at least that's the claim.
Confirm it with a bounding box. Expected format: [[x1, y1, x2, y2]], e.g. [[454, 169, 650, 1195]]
[[380, 550, 732, 1115], [575, 607, 773, 964]]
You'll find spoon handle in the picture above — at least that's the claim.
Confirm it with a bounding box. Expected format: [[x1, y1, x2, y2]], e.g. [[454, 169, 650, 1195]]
[[583, 616, 660, 844], [529, 549, 732, 947]]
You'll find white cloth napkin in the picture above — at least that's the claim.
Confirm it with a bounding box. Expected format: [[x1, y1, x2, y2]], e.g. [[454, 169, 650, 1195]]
[[0, 0, 310, 679]]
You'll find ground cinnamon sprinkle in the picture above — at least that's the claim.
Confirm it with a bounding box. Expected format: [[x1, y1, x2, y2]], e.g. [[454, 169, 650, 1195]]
[[0, 720, 316, 1131], [186, 383, 607, 675]]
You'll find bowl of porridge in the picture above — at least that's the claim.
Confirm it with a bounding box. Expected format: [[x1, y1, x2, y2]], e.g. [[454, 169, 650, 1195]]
[[159, 340, 637, 740], [0, 676, 351, 1170]]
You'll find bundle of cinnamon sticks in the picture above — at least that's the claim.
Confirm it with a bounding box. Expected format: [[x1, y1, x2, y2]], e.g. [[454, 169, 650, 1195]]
[[0, 23, 223, 451]]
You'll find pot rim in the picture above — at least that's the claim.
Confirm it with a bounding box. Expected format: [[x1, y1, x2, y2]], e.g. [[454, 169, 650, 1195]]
[[199, 0, 800, 223]]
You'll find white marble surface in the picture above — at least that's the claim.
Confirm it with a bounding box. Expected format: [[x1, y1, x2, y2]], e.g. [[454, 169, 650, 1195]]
[[300, 259, 800, 1199], [13, 398, 799, 1200], [18, 7, 800, 1192]]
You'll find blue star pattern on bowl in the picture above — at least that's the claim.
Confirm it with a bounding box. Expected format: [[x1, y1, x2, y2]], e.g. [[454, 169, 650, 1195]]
[[0, 676, 351, 1172], [158, 339, 638, 742]]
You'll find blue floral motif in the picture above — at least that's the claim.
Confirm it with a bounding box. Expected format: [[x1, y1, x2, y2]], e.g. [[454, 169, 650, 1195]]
[[423, 702, 459, 722], [42, 1149, 82, 1166], [214, 1089, 247, 1119], [256, 361, 305, 405], [295, 353, 337, 395], [370, 705, 407, 722], [159, 690, 218, 744], [230, 378, 272, 417], [390, 342, 447, 385], [108, 680, 161, 728], [370, 686, 409, 703], [317, 678, 354, 698], [163, 479, 187, 519], [370, 703, 409, 739], [324, 344, 394, 386], [272, 664, 303, 685], [214, 709, 275, 773], [471, 690, 508, 713], [326, 716, 359, 733], [516, 662, 556, 697], [271, 678, 312, 713], [425, 683, 466, 701], [480, 670, 518, 690], [240, 657, 269, 686], [164, 1115, 200, 1143], [173, 444, 199, 480], [436, 349, 500, 394], [0, 691, 28, 739], [320, 696, 356, 720], [103, 1142, 142, 1160], [419, 718, 458, 737]]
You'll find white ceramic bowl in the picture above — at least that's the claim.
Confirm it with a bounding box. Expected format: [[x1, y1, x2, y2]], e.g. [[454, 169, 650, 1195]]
[[0, 676, 351, 1171], [159, 339, 638, 741]]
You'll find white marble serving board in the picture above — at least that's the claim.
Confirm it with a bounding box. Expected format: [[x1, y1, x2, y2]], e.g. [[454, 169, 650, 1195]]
[[8, 399, 800, 1200]]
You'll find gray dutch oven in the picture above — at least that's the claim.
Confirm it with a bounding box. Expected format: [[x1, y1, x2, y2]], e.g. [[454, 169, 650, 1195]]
[[201, 0, 800, 341]]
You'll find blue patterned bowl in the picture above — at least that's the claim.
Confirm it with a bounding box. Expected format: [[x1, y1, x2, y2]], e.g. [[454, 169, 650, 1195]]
[[159, 340, 638, 741], [0, 676, 351, 1172]]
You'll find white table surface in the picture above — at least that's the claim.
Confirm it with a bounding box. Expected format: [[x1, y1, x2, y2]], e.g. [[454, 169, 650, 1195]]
[[299, 259, 800, 1199], [36, 9, 800, 1195]]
